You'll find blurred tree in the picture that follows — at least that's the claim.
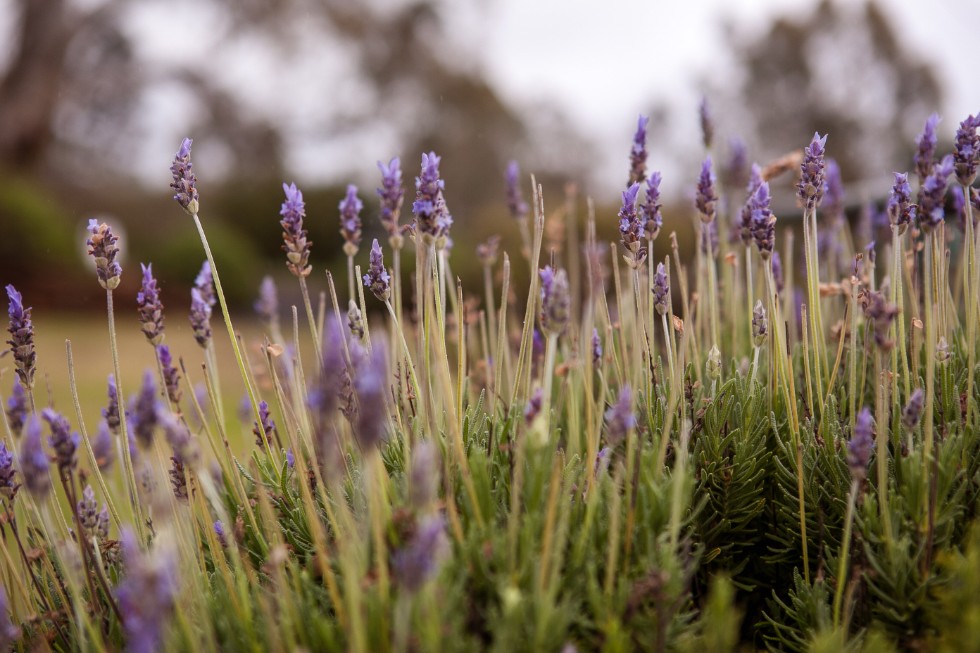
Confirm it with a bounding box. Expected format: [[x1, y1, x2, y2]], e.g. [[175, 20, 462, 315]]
[[714, 0, 942, 197]]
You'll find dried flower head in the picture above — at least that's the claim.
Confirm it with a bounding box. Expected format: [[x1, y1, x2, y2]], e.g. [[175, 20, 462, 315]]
[[136, 263, 165, 345], [377, 157, 405, 243], [86, 219, 122, 290], [604, 385, 636, 447], [339, 184, 363, 256], [695, 156, 718, 223], [505, 160, 529, 221], [641, 171, 663, 241], [280, 182, 312, 278], [363, 238, 391, 302], [170, 137, 199, 214], [936, 336, 951, 363], [347, 300, 365, 341], [752, 300, 768, 346], [653, 262, 670, 316], [797, 133, 828, 212], [5, 285, 36, 389], [538, 266, 570, 336], [628, 114, 649, 186], [847, 407, 874, 481], [706, 344, 722, 379], [413, 151, 453, 245], [953, 113, 980, 186]]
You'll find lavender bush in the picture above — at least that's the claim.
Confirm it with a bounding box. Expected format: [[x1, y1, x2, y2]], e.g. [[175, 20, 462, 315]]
[[2, 105, 980, 653]]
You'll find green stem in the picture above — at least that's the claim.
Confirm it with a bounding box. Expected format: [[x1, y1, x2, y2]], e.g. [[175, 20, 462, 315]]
[[832, 479, 859, 627]]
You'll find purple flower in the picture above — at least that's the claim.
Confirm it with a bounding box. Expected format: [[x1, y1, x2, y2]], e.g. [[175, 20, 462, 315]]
[[0, 442, 17, 500], [392, 515, 449, 593], [902, 388, 924, 430], [749, 182, 776, 259], [771, 251, 784, 294], [847, 407, 874, 481], [308, 318, 347, 470], [254, 276, 278, 329], [96, 505, 110, 540], [914, 113, 940, 184], [213, 520, 228, 547], [618, 182, 646, 265], [5, 284, 36, 389], [695, 156, 718, 223], [918, 154, 955, 232], [739, 164, 765, 246], [863, 290, 899, 351], [797, 133, 828, 212], [524, 387, 543, 425], [505, 160, 529, 221], [652, 262, 669, 316], [363, 238, 391, 302], [604, 385, 636, 447], [103, 375, 121, 434], [170, 137, 199, 214], [5, 380, 26, 437], [476, 235, 501, 267], [189, 287, 212, 348], [42, 407, 78, 471], [723, 137, 750, 190], [280, 182, 312, 278], [92, 420, 115, 472], [136, 263, 165, 346], [78, 484, 98, 532], [157, 345, 181, 405], [193, 261, 216, 308], [252, 400, 276, 449], [752, 300, 768, 346], [116, 528, 178, 653], [409, 440, 439, 510], [953, 113, 980, 186], [0, 587, 20, 649], [339, 184, 364, 255], [591, 328, 602, 365], [887, 172, 916, 234], [354, 338, 389, 450], [377, 157, 405, 240], [595, 447, 613, 477], [86, 219, 123, 290], [285, 449, 295, 468], [823, 159, 845, 221], [130, 370, 160, 450], [19, 415, 50, 499], [641, 171, 663, 241], [699, 97, 714, 150], [413, 151, 453, 244], [628, 114, 649, 186], [538, 266, 570, 336]]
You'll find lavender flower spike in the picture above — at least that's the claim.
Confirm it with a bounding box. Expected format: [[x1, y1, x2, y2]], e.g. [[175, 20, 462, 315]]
[[363, 238, 392, 302], [136, 263, 165, 345], [5, 285, 36, 389], [886, 172, 916, 234], [0, 587, 20, 649], [116, 528, 179, 653], [86, 219, 123, 290], [19, 415, 50, 499], [739, 164, 764, 246], [194, 261, 216, 308], [604, 385, 636, 448], [103, 375, 121, 434], [339, 183, 364, 256], [0, 442, 17, 500], [538, 266, 570, 336], [355, 337, 389, 450], [918, 155, 955, 233], [392, 515, 449, 593], [749, 182, 776, 259], [902, 388, 924, 430], [653, 262, 669, 316], [42, 408, 79, 471], [170, 137, 199, 215], [628, 114, 649, 186], [505, 160, 530, 222], [189, 287, 212, 348], [157, 345, 182, 405], [524, 387, 543, 425], [699, 96, 714, 150], [641, 171, 663, 241], [254, 276, 278, 329], [591, 328, 602, 365], [409, 439, 439, 511], [695, 156, 718, 223], [618, 182, 646, 267], [78, 484, 98, 532], [847, 407, 874, 481], [130, 370, 160, 450], [280, 182, 312, 278], [377, 157, 405, 244], [252, 400, 276, 449], [797, 132, 828, 212], [413, 151, 453, 245], [914, 113, 940, 184], [6, 380, 26, 437], [92, 421, 115, 471], [953, 113, 980, 186]]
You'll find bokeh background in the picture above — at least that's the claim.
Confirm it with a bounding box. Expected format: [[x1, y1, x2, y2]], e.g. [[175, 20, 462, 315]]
[[0, 0, 976, 358]]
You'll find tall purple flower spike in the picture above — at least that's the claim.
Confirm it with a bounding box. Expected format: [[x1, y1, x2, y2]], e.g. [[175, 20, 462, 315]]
[[918, 155, 954, 232], [628, 114, 649, 187], [116, 528, 179, 653], [339, 184, 363, 255], [695, 156, 718, 223], [538, 266, 570, 336], [604, 385, 636, 447], [618, 182, 646, 266], [170, 137, 199, 215], [886, 172, 915, 234], [137, 263, 165, 346], [5, 285, 35, 388], [363, 239, 391, 302], [847, 407, 874, 481], [377, 157, 405, 242], [797, 133, 828, 212], [914, 113, 940, 184], [413, 151, 453, 245], [953, 113, 980, 186], [641, 171, 663, 241], [19, 415, 50, 499], [505, 160, 529, 221], [86, 219, 122, 290], [280, 182, 312, 278]]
